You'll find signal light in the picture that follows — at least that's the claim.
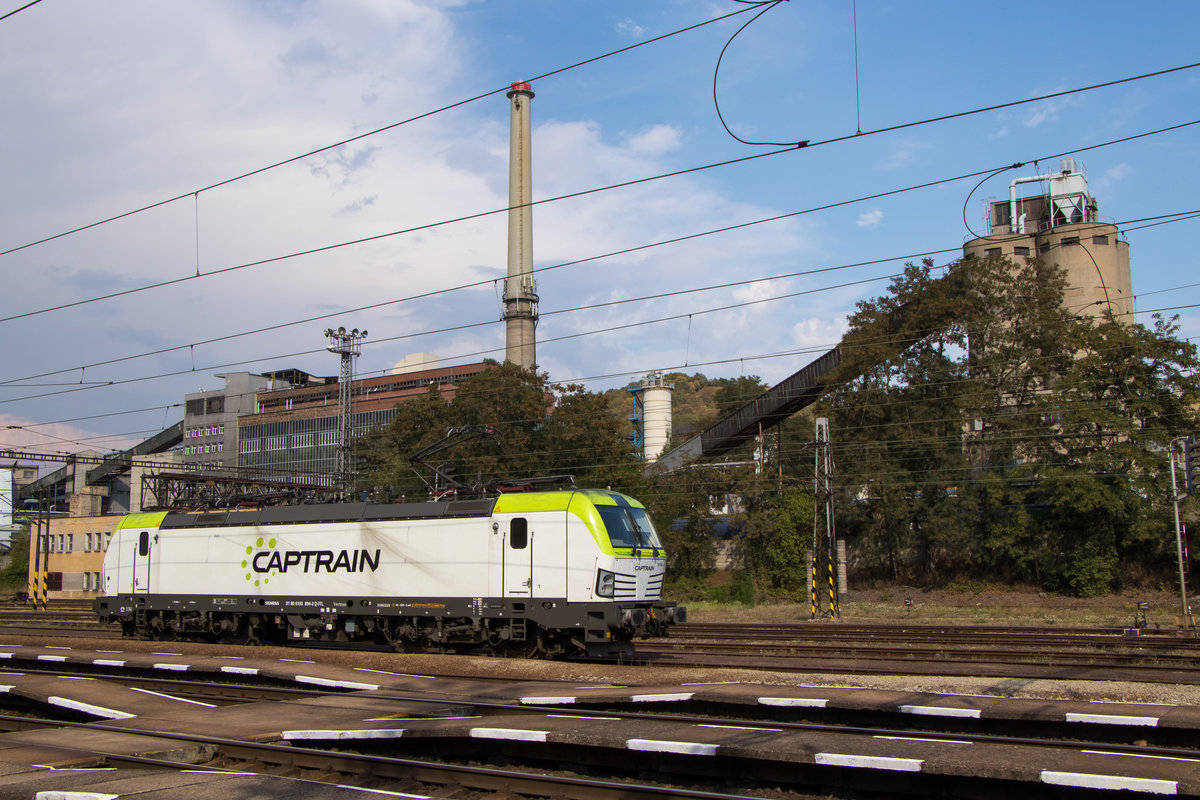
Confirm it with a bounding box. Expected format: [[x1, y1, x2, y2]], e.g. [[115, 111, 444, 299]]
[[1185, 439, 1199, 496]]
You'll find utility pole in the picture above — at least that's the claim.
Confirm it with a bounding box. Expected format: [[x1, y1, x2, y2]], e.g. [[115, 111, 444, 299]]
[[1172, 437, 1195, 629], [325, 327, 367, 499]]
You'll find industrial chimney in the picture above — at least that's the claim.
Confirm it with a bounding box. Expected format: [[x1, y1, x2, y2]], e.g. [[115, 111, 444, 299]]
[[503, 81, 538, 369]]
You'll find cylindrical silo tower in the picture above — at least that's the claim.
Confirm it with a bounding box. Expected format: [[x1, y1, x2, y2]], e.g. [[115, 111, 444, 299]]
[[503, 81, 539, 369], [963, 158, 1132, 321], [639, 372, 674, 463]]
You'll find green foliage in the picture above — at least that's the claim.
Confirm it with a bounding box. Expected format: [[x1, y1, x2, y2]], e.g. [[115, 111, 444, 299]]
[[354, 259, 1200, 600], [705, 570, 756, 604], [355, 361, 641, 496], [817, 255, 1200, 595], [0, 529, 30, 595], [639, 467, 729, 586], [737, 485, 813, 596]]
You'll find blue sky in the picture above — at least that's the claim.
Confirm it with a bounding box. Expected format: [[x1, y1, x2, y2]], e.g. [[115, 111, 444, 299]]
[[2, 0, 1198, 455]]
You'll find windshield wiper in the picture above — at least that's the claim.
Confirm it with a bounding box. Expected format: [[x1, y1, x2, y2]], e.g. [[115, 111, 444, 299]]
[[626, 510, 659, 558]]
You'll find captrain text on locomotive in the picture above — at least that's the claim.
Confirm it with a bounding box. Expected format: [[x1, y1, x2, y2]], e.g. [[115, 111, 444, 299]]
[[93, 488, 685, 657]]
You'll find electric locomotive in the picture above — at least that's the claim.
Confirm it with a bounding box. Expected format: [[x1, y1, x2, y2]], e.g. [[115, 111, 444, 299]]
[[93, 488, 685, 657]]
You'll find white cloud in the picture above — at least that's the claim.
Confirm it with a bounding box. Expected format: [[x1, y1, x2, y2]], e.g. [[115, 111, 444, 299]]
[[856, 209, 884, 228], [791, 317, 847, 350], [1104, 163, 1132, 182], [624, 125, 683, 155], [883, 139, 931, 170], [616, 17, 646, 38]]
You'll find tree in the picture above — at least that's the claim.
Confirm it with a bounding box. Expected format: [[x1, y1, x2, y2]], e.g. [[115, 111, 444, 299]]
[[819, 259, 974, 581], [355, 360, 640, 496], [736, 484, 813, 597], [815, 253, 1200, 593]]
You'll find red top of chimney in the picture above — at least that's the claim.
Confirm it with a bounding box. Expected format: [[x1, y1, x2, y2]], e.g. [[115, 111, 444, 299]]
[[507, 82, 533, 97]]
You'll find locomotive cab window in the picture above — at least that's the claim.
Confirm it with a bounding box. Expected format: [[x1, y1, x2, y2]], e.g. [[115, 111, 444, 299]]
[[596, 505, 662, 551], [510, 518, 528, 549], [138, 531, 150, 557]]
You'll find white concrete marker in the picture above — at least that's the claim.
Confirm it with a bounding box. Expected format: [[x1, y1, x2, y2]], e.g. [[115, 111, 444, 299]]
[[815, 753, 924, 772], [469, 728, 549, 742], [48, 696, 135, 720], [1041, 770, 1177, 794], [627, 739, 719, 756]]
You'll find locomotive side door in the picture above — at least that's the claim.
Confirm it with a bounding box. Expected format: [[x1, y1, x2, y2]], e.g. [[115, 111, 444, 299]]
[[502, 516, 533, 597], [130, 529, 153, 595]]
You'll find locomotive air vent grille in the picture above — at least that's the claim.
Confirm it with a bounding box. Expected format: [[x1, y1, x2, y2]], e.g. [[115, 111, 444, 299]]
[[612, 572, 638, 600]]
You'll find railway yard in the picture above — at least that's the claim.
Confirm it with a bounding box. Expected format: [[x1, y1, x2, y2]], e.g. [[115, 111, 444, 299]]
[[0, 601, 1197, 798]]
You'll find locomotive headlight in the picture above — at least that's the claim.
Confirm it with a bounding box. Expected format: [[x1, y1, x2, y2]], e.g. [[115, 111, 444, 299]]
[[595, 569, 615, 598]]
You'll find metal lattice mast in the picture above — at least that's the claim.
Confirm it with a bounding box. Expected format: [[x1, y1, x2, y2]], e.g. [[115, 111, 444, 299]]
[[812, 417, 839, 619], [324, 326, 367, 496]]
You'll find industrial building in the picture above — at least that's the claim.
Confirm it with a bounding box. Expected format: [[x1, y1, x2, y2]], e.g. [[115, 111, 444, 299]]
[[237, 361, 488, 483], [963, 158, 1133, 321], [182, 370, 319, 471]]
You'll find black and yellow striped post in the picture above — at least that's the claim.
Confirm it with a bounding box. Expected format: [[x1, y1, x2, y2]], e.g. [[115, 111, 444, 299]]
[[810, 552, 818, 619], [29, 510, 46, 610]]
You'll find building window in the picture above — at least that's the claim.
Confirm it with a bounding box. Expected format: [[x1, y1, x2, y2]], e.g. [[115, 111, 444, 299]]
[[218, 424, 224, 435], [84, 533, 92, 552], [186, 398, 205, 415], [1013, 246, 1030, 256], [984, 247, 1002, 257], [104, 532, 112, 551], [1061, 236, 1080, 246], [206, 396, 225, 415], [66, 534, 73, 553], [1092, 235, 1109, 245]]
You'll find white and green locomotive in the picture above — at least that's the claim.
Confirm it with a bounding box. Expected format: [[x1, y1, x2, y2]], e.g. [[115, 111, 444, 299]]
[[94, 488, 685, 657]]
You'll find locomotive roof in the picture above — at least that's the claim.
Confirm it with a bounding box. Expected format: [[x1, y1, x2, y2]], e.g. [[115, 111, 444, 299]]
[[157, 498, 498, 529], [144, 488, 645, 530]]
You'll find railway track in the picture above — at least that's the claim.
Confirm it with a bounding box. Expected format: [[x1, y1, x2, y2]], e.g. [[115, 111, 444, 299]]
[[7, 603, 1200, 684], [2, 655, 1199, 798], [625, 620, 1200, 683]]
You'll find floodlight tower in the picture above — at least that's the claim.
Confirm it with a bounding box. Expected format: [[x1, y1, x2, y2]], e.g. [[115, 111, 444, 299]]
[[502, 81, 538, 369], [325, 326, 367, 496]]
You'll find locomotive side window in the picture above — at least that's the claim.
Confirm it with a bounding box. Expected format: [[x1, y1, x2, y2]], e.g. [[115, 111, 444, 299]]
[[138, 531, 149, 557], [510, 518, 528, 549]]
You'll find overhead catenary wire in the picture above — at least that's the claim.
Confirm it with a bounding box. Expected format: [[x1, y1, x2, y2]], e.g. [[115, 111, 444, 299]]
[[3, 130, 1197, 444], [3, 83, 1197, 326], [3, 263, 1197, 423], [0, 0, 42, 23], [4, 186, 1194, 403], [6, 114, 1199, 389], [0, 2, 766, 262], [4, 313, 1195, 466], [6, 264, 1197, 413]]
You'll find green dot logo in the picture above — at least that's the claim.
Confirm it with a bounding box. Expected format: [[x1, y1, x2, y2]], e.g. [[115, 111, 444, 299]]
[[243, 538, 280, 583]]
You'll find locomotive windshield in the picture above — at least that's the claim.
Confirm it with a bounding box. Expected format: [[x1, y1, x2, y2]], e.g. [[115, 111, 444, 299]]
[[596, 504, 663, 552]]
